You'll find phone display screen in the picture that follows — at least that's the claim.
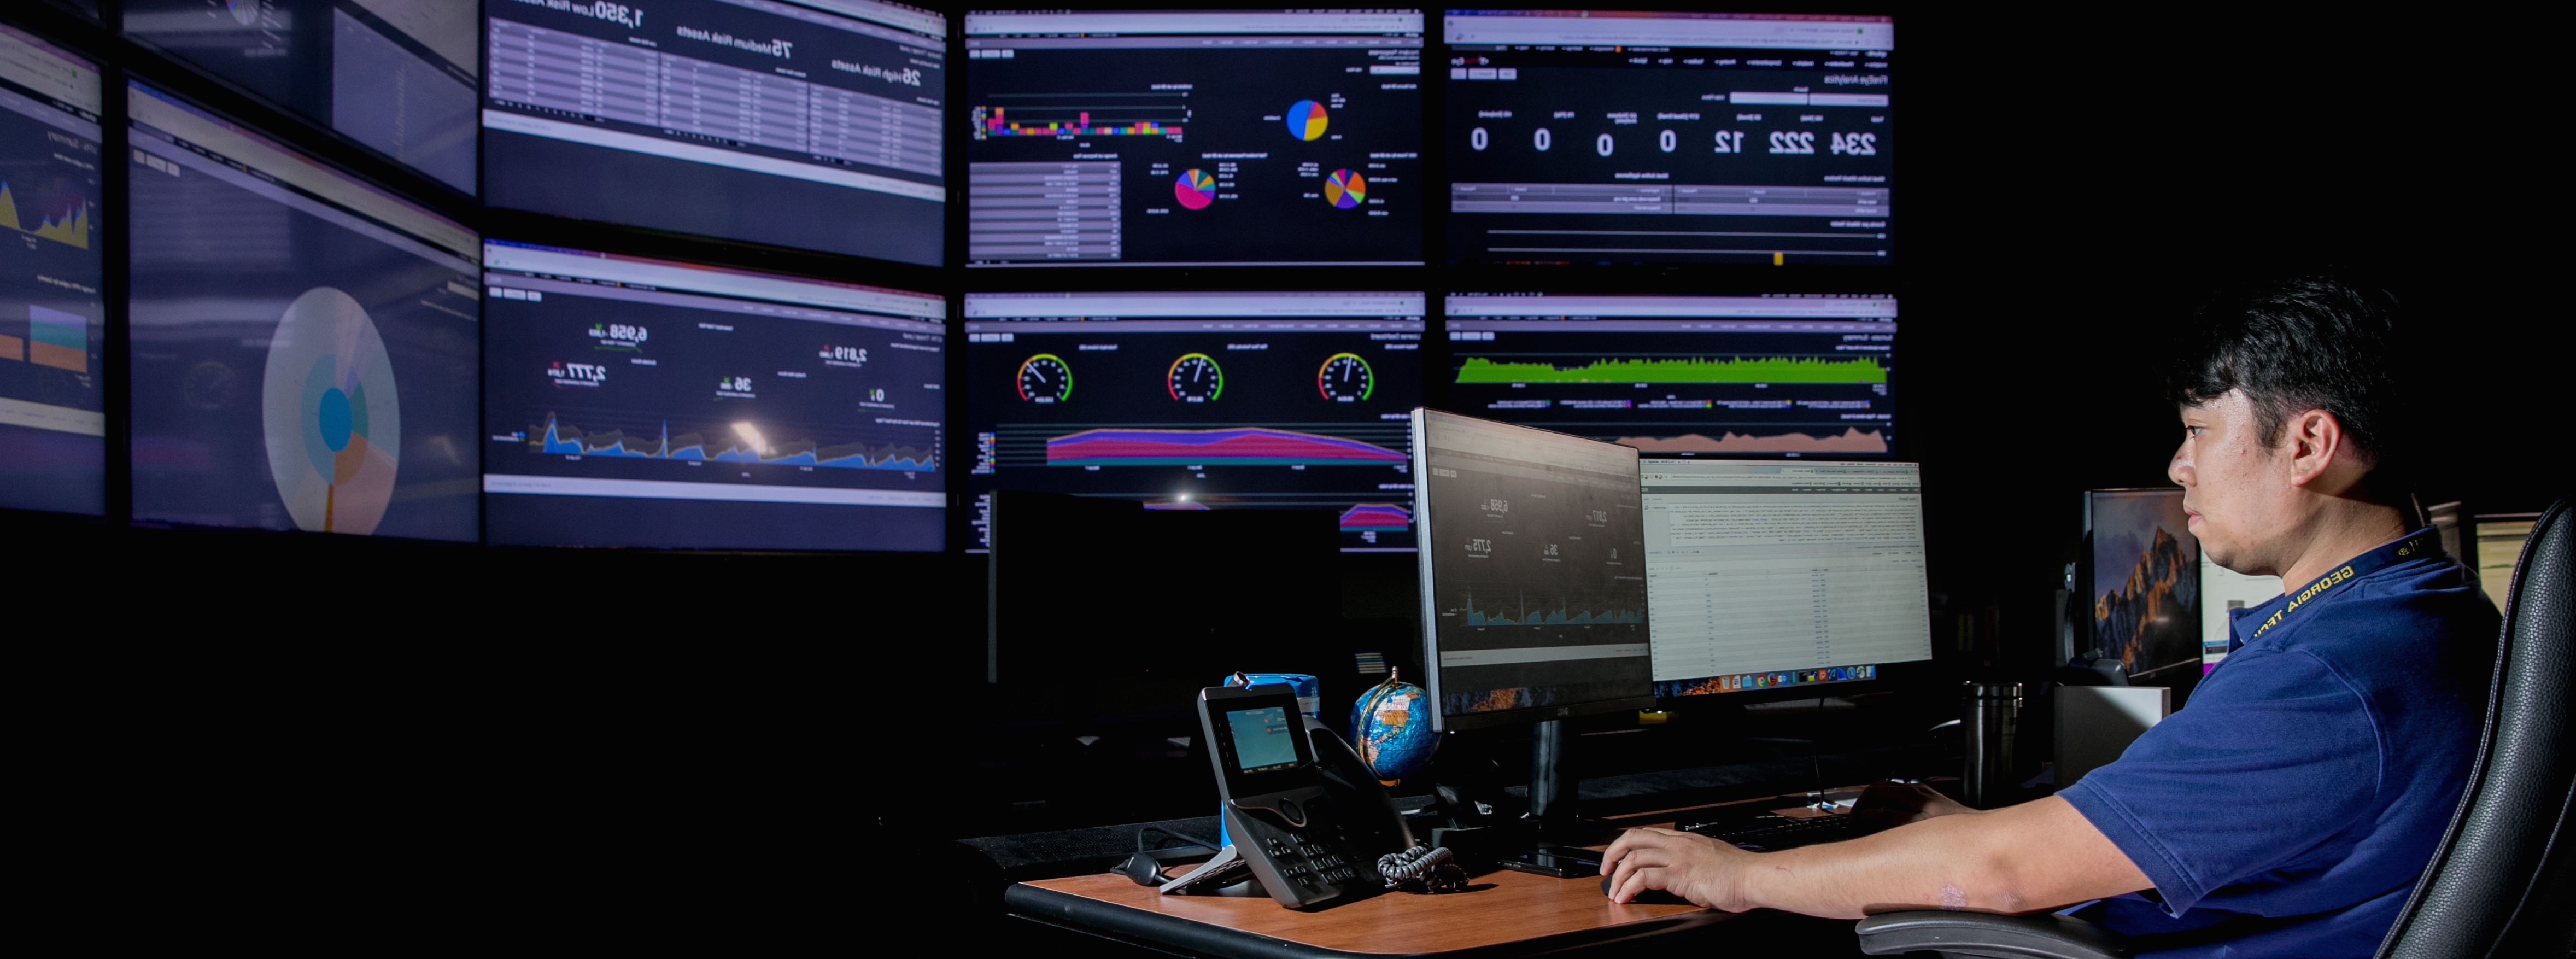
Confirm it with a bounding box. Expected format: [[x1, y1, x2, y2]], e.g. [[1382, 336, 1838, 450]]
[[1226, 706, 1302, 774]]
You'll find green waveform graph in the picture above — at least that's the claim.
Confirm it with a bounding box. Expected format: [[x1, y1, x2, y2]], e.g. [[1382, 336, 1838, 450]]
[[1455, 355, 1887, 385]]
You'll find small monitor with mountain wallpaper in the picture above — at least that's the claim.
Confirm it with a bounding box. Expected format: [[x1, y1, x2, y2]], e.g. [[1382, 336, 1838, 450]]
[[2082, 488, 2203, 685]]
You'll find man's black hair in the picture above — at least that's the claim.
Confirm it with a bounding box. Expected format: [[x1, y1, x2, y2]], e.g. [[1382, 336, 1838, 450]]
[[2164, 276, 2409, 484]]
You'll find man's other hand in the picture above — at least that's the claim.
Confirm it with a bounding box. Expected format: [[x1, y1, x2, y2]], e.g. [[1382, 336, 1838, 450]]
[[1599, 827, 1757, 910]]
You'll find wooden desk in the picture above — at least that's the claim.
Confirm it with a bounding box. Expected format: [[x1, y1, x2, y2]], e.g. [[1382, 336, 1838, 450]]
[[1002, 793, 1870, 959]]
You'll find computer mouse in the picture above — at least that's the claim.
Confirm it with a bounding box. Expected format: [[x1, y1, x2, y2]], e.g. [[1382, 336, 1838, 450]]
[[1601, 875, 1694, 906]]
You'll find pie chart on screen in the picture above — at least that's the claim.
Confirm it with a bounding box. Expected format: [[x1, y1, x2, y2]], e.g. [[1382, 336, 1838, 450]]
[[1324, 169, 1366, 209], [1286, 100, 1328, 141], [260, 287, 401, 535], [1174, 169, 1216, 210]]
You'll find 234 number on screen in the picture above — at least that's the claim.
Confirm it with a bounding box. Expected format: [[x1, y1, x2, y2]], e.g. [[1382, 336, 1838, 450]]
[[1830, 132, 1878, 155]]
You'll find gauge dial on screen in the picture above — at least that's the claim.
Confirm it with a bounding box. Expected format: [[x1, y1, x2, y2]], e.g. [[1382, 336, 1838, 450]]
[[1168, 353, 1223, 402], [1318, 353, 1373, 402], [1017, 354, 1072, 404]]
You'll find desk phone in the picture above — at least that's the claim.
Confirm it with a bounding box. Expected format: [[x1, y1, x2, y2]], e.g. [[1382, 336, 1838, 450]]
[[1169, 683, 1406, 908]]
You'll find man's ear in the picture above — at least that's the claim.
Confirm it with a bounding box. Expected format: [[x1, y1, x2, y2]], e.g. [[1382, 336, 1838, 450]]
[[2282, 408, 2344, 488]]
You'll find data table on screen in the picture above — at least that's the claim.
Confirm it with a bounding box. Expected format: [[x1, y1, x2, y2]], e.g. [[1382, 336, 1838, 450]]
[[482, 0, 948, 265], [1640, 461, 1931, 695]]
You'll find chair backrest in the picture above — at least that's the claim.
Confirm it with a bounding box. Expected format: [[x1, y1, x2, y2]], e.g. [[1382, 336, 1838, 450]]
[[2380, 499, 2576, 958]]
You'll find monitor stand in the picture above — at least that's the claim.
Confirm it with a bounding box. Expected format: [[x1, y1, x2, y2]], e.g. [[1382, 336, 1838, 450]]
[[1521, 718, 1617, 849]]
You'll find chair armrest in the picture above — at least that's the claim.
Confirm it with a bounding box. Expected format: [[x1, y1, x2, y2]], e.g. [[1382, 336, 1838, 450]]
[[1854, 910, 2134, 958]]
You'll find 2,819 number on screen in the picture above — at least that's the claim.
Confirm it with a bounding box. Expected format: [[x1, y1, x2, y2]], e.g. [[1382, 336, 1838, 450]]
[[1471, 127, 1877, 156]]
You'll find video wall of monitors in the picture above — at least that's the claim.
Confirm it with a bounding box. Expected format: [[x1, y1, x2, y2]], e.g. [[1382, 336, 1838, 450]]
[[0, 24, 104, 515], [962, 291, 1426, 552], [962, 9, 1426, 267], [482, 0, 949, 265], [0, 4, 1915, 555], [481, 241, 946, 551], [127, 81, 483, 540], [1443, 10, 1894, 265], [124, 0, 481, 194], [1443, 294, 1898, 457]]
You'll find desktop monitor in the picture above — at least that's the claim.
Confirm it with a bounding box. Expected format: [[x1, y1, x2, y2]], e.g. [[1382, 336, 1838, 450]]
[[482, 0, 947, 266], [1640, 460, 1931, 699], [2083, 489, 2203, 684], [127, 81, 481, 540], [481, 241, 947, 552], [1442, 9, 1895, 265], [2199, 552, 2281, 674], [1443, 294, 1898, 457], [1410, 409, 1655, 730], [124, 0, 479, 193], [961, 291, 1427, 553], [962, 9, 1425, 267], [0, 24, 105, 516]]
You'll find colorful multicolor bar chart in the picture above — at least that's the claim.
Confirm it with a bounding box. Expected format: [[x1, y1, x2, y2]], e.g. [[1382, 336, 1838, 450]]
[[977, 107, 1183, 138]]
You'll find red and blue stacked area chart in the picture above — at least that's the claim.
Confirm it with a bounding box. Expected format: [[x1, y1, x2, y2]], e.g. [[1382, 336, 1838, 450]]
[[964, 292, 1426, 553], [964, 10, 1424, 266]]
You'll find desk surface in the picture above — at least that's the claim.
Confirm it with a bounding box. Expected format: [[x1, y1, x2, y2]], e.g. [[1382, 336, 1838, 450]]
[[1005, 792, 1856, 959]]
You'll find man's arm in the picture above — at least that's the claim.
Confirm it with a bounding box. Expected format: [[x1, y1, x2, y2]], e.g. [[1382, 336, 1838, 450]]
[[1600, 796, 2152, 920]]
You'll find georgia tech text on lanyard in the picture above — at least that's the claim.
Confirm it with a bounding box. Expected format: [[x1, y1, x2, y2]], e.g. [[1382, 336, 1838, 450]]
[[2246, 530, 2444, 642]]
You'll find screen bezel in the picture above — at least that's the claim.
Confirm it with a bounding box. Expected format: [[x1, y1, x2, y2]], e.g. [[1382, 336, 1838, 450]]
[[1201, 684, 1317, 799]]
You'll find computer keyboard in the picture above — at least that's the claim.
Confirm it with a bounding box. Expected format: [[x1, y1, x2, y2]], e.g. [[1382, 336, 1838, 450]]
[[1676, 813, 1863, 851]]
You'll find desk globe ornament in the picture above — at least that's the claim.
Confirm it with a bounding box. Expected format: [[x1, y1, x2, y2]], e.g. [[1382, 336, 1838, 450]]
[[1351, 669, 1436, 785]]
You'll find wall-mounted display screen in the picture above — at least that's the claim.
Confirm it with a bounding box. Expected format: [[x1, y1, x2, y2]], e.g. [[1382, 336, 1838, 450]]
[[482, 0, 947, 266], [127, 82, 482, 540], [963, 10, 1425, 267], [1444, 294, 1897, 457], [125, 0, 481, 194], [1443, 10, 1893, 265], [963, 291, 1426, 553], [0, 24, 106, 515], [482, 241, 947, 551]]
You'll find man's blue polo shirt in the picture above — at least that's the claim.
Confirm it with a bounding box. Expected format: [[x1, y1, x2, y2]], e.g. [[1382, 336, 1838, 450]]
[[2058, 528, 2498, 958]]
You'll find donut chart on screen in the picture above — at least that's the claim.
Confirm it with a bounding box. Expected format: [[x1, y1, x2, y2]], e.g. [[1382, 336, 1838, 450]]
[[1325, 169, 1366, 209], [1285, 100, 1328, 141], [1174, 169, 1216, 210], [260, 287, 402, 535]]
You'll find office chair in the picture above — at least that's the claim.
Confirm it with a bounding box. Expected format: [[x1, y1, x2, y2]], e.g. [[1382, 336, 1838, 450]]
[[1856, 499, 2576, 959]]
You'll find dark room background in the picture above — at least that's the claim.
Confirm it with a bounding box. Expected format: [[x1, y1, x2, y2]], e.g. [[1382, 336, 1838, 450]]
[[9, 2, 2555, 922]]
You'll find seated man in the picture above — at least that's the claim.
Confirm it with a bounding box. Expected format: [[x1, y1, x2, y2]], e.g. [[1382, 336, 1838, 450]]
[[1600, 277, 2498, 959]]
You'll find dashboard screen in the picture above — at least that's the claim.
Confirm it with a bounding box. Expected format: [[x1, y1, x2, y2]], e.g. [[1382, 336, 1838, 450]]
[[482, 241, 946, 551], [963, 291, 1425, 553], [963, 9, 1424, 267], [127, 83, 482, 540], [1443, 10, 1893, 265], [482, 0, 947, 266], [1413, 409, 1652, 727], [125, 1, 481, 194], [1444, 294, 1897, 457], [0, 25, 106, 515]]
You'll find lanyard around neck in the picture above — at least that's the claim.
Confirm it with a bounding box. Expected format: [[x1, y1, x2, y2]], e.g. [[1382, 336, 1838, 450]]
[[2244, 528, 2444, 642]]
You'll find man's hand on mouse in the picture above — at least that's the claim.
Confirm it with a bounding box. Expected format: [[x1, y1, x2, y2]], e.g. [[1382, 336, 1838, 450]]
[[1598, 827, 1755, 910]]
